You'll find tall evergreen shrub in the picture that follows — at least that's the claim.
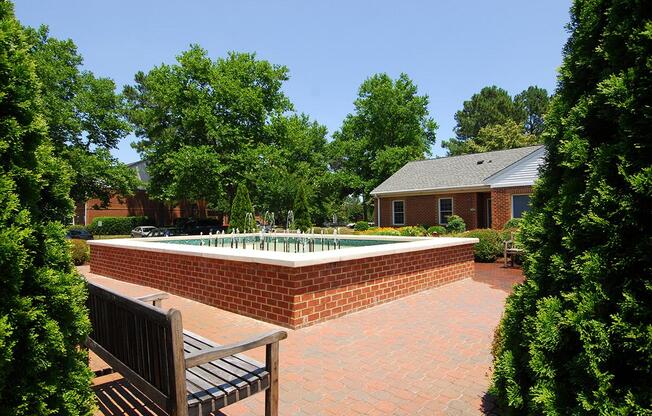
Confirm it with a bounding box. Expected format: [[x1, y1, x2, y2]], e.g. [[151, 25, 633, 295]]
[[293, 182, 312, 232], [492, 1, 652, 414], [0, 3, 93, 414], [230, 183, 254, 232]]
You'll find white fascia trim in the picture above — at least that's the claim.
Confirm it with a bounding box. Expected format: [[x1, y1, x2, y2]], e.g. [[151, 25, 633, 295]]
[[489, 181, 536, 189], [371, 184, 490, 197]]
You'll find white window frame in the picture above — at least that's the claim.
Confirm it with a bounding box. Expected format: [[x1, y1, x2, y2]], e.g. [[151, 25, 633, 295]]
[[511, 193, 531, 219], [438, 197, 454, 225], [392, 200, 405, 226]]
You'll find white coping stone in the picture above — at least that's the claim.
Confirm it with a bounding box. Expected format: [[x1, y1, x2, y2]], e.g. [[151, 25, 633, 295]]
[[88, 233, 479, 268]]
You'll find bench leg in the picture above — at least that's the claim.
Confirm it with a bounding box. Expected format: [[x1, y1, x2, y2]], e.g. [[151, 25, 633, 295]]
[[265, 342, 280, 416]]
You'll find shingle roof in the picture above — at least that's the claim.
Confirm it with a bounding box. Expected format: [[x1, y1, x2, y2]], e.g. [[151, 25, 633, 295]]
[[371, 145, 544, 194]]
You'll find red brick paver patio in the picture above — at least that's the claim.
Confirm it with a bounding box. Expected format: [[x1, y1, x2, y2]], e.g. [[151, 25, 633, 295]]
[[82, 263, 523, 416]]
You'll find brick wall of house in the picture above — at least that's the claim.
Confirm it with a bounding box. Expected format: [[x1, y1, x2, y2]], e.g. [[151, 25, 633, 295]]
[[90, 243, 475, 329], [490, 185, 534, 229], [79, 190, 197, 226], [375, 193, 481, 229]]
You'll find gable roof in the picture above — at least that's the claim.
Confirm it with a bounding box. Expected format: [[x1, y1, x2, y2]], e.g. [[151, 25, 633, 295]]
[[371, 145, 544, 195], [127, 160, 150, 183]]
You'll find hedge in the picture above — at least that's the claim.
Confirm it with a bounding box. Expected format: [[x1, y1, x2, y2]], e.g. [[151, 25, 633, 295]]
[[87, 216, 151, 235]]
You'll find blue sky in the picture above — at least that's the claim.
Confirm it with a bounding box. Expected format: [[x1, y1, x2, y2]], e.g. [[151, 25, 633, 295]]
[[15, 1, 571, 163]]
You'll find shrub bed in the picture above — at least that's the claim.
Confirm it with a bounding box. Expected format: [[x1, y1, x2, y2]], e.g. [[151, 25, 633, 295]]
[[87, 216, 151, 235], [460, 229, 504, 263], [399, 226, 427, 236], [446, 215, 466, 233], [69, 239, 90, 265], [353, 221, 369, 231], [427, 225, 447, 235], [356, 227, 400, 236]]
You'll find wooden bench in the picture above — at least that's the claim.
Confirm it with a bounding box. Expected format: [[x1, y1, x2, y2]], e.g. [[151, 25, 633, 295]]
[[86, 281, 287, 416], [503, 232, 524, 267]]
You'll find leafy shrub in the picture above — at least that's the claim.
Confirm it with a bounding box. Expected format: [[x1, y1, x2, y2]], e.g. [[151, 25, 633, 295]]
[[427, 225, 447, 235], [446, 215, 466, 233], [492, 2, 652, 414], [68, 224, 88, 232], [503, 218, 522, 230], [354, 221, 369, 231], [356, 227, 401, 236], [69, 239, 90, 265], [87, 216, 150, 235], [461, 229, 503, 262], [0, 5, 94, 411], [399, 226, 427, 236]]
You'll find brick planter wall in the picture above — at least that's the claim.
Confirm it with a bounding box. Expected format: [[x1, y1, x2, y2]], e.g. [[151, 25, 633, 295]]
[[90, 243, 475, 329]]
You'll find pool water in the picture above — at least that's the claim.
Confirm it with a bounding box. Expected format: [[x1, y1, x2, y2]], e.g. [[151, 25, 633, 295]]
[[155, 235, 403, 253]]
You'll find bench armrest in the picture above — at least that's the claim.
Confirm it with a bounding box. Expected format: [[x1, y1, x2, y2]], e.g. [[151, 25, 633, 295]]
[[136, 292, 169, 307], [185, 330, 288, 368]]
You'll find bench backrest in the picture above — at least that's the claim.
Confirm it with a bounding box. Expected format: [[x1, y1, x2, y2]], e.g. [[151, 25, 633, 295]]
[[86, 282, 187, 414]]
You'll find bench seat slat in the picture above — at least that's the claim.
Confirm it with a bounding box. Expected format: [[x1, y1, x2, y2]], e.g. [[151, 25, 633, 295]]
[[182, 331, 270, 414], [183, 332, 267, 384]]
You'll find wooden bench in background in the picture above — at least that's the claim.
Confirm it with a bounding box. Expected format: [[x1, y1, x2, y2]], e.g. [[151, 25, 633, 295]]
[[503, 232, 524, 267], [86, 281, 288, 416]]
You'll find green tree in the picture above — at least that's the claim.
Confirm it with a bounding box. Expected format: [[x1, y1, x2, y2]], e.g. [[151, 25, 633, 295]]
[[161, 145, 226, 207], [0, 3, 93, 413], [462, 120, 539, 154], [293, 181, 312, 231], [253, 114, 329, 223], [329, 73, 437, 218], [26, 26, 138, 208], [66, 148, 142, 208], [442, 86, 522, 154], [492, 1, 652, 414], [514, 86, 550, 136], [125, 46, 292, 210], [443, 85, 550, 156], [230, 183, 254, 232]]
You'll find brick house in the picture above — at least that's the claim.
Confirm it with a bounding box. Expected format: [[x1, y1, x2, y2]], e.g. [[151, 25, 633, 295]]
[[74, 160, 198, 226], [371, 145, 545, 230]]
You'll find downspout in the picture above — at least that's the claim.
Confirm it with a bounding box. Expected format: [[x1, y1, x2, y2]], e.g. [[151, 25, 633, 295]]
[[84, 201, 87, 226], [377, 196, 381, 227]]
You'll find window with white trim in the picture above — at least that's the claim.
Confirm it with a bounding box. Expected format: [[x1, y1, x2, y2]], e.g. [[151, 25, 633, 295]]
[[439, 198, 453, 224], [512, 194, 531, 218], [392, 200, 405, 225]]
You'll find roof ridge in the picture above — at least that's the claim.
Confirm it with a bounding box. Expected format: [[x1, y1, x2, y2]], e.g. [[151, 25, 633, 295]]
[[406, 145, 543, 165]]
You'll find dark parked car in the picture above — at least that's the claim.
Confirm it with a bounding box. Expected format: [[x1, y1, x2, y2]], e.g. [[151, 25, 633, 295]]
[[66, 229, 94, 240], [131, 226, 157, 238], [146, 228, 184, 237], [182, 218, 225, 235]]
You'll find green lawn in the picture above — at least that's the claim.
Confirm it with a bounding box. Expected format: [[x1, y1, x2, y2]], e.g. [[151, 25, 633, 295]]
[[94, 235, 131, 239]]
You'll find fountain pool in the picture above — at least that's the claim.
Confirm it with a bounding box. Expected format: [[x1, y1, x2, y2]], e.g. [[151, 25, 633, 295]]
[[88, 233, 478, 328]]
